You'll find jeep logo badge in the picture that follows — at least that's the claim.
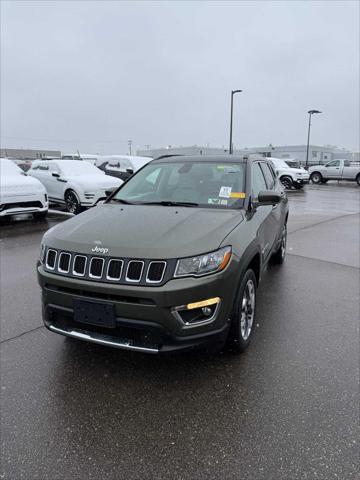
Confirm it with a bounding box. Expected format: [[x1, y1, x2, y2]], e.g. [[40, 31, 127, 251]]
[[91, 246, 109, 254]]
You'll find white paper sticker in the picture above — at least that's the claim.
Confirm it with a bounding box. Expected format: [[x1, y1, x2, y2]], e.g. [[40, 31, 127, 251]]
[[219, 186, 232, 198]]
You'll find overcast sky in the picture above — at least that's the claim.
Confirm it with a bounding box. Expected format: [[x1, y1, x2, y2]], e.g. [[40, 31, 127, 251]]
[[1, 0, 359, 154]]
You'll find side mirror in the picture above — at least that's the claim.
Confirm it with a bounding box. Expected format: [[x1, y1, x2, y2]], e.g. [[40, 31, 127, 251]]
[[126, 168, 134, 174], [52, 172, 60, 178], [256, 190, 281, 206]]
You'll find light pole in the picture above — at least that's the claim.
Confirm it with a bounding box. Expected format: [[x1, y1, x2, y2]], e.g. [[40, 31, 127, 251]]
[[305, 109, 322, 169], [229, 89, 242, 154]]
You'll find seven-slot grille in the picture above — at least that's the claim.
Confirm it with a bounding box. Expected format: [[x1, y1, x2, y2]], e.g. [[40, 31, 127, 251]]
[[44, 248, 167, 285]]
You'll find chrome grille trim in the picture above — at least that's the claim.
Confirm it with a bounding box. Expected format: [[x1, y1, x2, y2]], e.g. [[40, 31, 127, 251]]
[[125, 260, 145, 283], [58, 252, 71, 273], [146, 261, 167, 284], [44, 249, 168, 285], [72, 255, 87, 277], [46, 249, 57, 270], [106, 259, 123, 281], [89, 257, 105, 279]]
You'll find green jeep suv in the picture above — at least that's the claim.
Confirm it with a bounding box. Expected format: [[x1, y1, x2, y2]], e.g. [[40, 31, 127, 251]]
[[38, 155, 288, 354]]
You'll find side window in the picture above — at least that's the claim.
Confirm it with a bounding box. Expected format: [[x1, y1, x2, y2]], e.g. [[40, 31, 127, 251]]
[[326, 160, 340, 167], [252, 163, 267, 199], [260, 162, 275, 189], [39, 163, 49, 171], [344, 160, 350, 167]]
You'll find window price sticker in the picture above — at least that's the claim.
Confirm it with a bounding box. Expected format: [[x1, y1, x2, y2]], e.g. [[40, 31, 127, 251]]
[[219, 186, 232, 198]]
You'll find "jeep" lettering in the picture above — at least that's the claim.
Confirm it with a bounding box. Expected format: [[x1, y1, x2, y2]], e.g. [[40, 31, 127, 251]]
[[91, 246, 109, 254]]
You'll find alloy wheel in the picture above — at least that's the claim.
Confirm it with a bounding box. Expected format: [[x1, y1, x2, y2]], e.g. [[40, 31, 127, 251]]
[[280, 225, 287, 260], [65, 192, 79, 214], [240, 279, 255, 341], [281, 177, 292, 189]]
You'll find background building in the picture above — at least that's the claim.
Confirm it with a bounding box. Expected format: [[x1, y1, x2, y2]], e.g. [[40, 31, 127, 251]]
[[0, 148, 61, 159], [137, 144, 353, 165]]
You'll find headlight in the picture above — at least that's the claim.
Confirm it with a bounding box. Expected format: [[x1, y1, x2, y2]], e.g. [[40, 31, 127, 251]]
[[39, 242, 46, 264], [174, 246, 232, 278]]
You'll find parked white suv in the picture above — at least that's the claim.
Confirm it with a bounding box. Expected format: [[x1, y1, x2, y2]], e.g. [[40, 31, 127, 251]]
[[29, 160, 122, 214], [0, 158, 48, 219], [269, 157, 309, 190]]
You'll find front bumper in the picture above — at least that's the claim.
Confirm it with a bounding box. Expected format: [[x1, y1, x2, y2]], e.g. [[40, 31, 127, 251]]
[[293, 178, 309, 185], [80, 188, 119, 207], [0, 193, 48, 217], [38, 260, 239, 353]]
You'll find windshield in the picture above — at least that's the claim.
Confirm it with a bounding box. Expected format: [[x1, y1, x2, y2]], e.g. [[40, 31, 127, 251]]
[[111, 161, 246, 209], [58, 161, 103, 176], [1, 159, 22, 176]]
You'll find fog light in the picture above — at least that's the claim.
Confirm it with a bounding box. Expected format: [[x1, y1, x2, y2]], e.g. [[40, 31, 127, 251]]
[[201, 307, 212, 316]]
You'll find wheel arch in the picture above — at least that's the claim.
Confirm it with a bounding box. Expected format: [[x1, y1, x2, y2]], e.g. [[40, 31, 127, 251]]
[[64, 187, 80, 201]]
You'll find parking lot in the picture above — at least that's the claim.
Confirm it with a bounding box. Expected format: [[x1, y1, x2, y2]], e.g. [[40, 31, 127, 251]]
[[0, 183, 359, 479]]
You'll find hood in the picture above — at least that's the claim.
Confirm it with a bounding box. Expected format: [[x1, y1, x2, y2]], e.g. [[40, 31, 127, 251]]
[[0, 174, 46, 197], [44, 204, 244, 259], [67, 174, 122, 189]]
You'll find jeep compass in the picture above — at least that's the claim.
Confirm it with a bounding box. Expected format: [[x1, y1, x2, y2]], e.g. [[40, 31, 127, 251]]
[[38, 155, 288, 354]]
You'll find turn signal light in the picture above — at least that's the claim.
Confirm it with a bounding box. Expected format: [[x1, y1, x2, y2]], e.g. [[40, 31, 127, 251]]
[[187, 297, 220, 310]]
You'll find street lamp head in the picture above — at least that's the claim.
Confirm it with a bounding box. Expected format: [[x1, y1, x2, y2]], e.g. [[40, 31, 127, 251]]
[[308, 109, 322, 115], [232, 89, 243, 94]]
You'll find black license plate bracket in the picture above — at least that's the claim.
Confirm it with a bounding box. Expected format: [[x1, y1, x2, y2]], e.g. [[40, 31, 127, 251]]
[[73, 299, 116, 328]]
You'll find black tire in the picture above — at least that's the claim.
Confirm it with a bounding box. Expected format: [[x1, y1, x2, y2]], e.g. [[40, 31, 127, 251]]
[[272, 223, 287, 264], [227, 269, 257, 353], [356, 174, 360, 186], [65, 190, 83, 214], [280, 176, 293, 189], [33, 210, 48, 220], [310, 172, 322, 184]]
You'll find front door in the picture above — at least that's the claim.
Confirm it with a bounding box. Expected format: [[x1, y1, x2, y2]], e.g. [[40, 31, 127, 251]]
[[324, 160, 341, 179], [250, 162, 275, 263]]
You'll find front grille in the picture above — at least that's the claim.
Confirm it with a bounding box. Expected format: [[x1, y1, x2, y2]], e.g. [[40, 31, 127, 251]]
[[107, 259, 123, 280], [146, 261, 166, 283], [126, 261, 144, 282], [89, 257, 104, 278], [46, 249, 57, 270], [43, 248, 171, 286], [73, 255, 87, 276], [58, 252, 71, 273], [0, 201, 43, 211]]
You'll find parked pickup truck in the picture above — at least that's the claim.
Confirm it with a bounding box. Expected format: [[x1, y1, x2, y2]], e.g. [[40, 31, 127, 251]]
[[309, 159, 360, 185]]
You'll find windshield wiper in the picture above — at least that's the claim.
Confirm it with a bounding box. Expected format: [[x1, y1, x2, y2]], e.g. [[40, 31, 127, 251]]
[[110, 198, 135, 205], [137, 201, 199, 207]]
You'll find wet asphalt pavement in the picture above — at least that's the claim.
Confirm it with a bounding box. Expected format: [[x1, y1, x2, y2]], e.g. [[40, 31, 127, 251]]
[[1, 183, 359, 479]]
